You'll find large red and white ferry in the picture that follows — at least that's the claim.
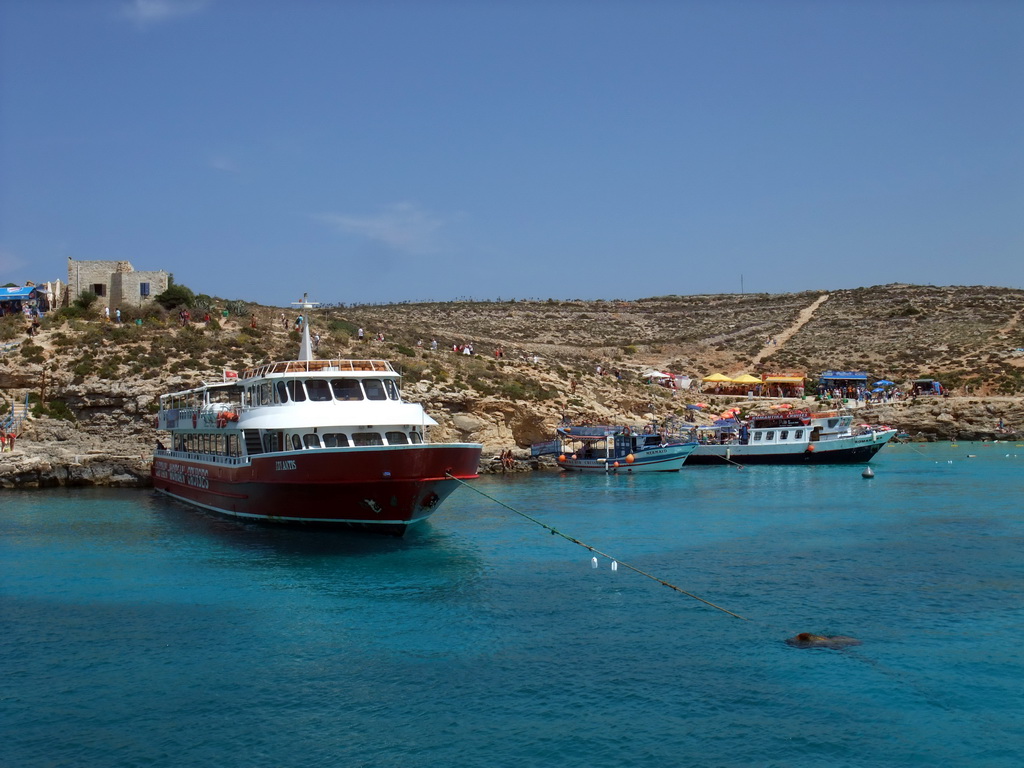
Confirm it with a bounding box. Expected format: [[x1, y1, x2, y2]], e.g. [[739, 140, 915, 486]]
[[151, 298, 482, 534]]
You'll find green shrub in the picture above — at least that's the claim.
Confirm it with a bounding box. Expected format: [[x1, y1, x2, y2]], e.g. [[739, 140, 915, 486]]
[[224, 300, 250, 317], [73, 290, 98, 310], [20, 343, 45, 363], [32, 399, 76, 421], [154, 284, 196, 310]]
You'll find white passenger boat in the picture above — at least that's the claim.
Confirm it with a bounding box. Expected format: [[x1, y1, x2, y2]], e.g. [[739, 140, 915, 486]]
[[686, 409, 896, 465]]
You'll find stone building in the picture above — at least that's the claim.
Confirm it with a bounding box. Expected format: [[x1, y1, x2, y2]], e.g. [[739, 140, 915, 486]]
[[66, 258, 170, 310]]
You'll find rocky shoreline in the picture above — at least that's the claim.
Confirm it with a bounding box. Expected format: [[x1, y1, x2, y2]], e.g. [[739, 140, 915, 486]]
[[2, 394, 1020, 489]]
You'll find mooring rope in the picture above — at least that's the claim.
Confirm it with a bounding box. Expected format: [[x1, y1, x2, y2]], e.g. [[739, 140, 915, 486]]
[[445, 473, 749, 621], [713, 452, 746, 469]]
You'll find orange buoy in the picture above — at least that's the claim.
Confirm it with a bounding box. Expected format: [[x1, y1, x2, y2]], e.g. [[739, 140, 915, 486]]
[[625, 454, 635, 464]]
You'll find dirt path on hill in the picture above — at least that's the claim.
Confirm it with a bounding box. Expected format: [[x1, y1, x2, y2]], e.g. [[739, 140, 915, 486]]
[[750, 292, 830, 366], [998, 308, 1022, 336]]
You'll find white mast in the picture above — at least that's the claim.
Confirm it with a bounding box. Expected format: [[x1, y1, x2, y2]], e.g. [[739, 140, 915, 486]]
[[291, 293, 321, 362]]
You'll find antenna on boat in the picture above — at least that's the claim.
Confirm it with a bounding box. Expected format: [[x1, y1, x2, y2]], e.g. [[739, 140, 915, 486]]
[[291, 293, 321, 361]]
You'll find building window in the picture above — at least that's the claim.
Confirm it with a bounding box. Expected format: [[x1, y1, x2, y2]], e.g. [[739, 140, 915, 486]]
[[140, 282, 150, 297], [92, 283, 106, 297]]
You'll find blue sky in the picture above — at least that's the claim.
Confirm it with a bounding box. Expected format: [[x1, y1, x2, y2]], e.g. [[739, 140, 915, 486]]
[[1, 0, 1021, 307]]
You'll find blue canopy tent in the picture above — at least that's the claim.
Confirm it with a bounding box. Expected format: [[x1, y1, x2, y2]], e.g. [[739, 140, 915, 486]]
[[874, 379, 894, 386], [0, 286, 41, 316]]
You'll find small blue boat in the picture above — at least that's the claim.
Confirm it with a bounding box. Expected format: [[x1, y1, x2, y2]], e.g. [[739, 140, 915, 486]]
[[533, 425, 697, 473]]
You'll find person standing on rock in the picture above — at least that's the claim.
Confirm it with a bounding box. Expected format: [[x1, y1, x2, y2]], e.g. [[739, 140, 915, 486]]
[[104, 306, 110, 322]]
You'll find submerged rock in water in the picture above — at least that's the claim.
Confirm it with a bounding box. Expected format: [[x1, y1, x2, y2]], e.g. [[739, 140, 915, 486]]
[[785, 632, 862, 650]]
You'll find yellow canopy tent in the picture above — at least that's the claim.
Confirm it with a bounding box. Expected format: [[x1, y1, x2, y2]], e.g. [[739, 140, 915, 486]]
[[702, 373, 733, 383], [763, 375, 805, 384], [731, 373, 762, 384]]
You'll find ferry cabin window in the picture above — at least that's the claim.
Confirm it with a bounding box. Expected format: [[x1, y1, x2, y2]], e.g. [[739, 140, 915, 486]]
[[363, 379, 387, 401], [291, 434, 303, 450], [386, 431, 409, 445], [323, 433, 350, 447], [331, 379, 363, 401], [286, 380, 307, 402], [780, 430, 789, 441], [753, 432, 762, 442], [303, 433, 321, 449], [383, 379, 399, 400], [352, 432, 384, 446], [765, 431, 775, 441], [409, 430, 423, 444], [260, 382, 272, 405], [306, 380, 332, 402], [795, 430, 803, 440]]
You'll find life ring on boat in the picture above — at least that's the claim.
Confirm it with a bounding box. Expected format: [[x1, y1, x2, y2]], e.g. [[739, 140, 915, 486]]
[[622, 426, 631, 436]]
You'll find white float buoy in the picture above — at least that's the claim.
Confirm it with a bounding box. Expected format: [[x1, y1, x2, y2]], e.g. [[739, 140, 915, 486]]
[[591, 556, 598, 569], [862, 467, 874, 479], [611, 561, 618, 572]]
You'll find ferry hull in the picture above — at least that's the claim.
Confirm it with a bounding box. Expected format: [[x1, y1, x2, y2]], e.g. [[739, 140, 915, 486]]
[[152, 444, 481, 535], [686, 432, 895, 466]]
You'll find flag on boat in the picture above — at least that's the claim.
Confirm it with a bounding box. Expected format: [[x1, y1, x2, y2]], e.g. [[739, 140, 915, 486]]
[[224, 370, 238, 379]]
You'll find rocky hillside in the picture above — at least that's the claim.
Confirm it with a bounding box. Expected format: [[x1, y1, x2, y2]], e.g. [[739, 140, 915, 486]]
[[1, 283, 1022, 486]]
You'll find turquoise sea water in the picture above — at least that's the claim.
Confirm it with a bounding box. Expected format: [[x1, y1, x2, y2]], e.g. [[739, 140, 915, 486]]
[[2, 443, 1022, 767]]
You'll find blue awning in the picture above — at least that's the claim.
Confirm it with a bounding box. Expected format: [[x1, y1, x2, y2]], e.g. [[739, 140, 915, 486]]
[[1, 286, 38, 299], [818, 370, 868, 380]]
